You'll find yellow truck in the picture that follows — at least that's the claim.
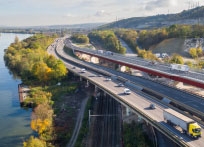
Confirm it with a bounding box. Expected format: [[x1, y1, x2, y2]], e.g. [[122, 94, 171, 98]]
[[163, 108, 201, 138]]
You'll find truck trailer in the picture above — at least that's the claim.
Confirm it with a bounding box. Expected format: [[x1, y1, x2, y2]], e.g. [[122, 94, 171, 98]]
[[170, 64, 189, 72], [163, 108, 201, 138]]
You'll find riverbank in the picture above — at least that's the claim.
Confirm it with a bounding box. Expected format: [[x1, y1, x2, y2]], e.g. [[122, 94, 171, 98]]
[[0, 33, 33, 147]]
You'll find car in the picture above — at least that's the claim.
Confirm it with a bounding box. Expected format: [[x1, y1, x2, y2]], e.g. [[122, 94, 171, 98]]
[[98, 74, 103, 77], [106, 78, 111, 81], [118, 83, 124, 87], [124, 88, 131, 95], [72, 66, 76, 69], [80, 68, 86, 73], [149, 103, 156, 109]]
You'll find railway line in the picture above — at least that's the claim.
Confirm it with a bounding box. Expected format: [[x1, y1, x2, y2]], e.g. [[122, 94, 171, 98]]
[[90, 93, 121, 147]]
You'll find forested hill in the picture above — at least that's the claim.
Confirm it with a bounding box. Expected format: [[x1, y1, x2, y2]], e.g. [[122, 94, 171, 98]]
[[100, 6, 204, 30]]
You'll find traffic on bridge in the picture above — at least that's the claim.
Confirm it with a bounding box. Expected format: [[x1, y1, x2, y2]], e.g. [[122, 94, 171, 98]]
[[65, 38, 204, 89]]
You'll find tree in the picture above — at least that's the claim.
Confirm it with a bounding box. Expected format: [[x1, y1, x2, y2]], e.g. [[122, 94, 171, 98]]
[[14, 36, 19, 44], [197, 47, 203, 57], [189, 47, 203, 58], [31, 118, 52, 135], [169, 54, 184, 64], [32, 62, 52, 84], [23, 136, 46, 147], [189, 48, 197, 58]]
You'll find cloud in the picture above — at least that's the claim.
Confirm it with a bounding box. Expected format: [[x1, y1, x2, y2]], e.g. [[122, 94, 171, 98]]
[[144, 0, 178, 11], [95, 10, 105, 17]]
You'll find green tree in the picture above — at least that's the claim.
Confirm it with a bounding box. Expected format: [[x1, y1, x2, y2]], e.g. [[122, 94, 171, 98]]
[[71, 34, 89, 44]]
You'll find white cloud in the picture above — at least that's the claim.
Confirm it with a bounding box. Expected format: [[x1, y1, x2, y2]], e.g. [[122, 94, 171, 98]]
[[95, 10, 105, 17]]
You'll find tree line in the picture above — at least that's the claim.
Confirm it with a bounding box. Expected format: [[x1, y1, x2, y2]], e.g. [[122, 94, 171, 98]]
[[71, 34, 89, 44], [4, 34, 67, 85], [138, 24, 204, 49], [88, 30, 126, 54]]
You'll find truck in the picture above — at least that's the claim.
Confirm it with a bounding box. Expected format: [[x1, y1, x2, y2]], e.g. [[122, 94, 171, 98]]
[[163, 108, 201, 138], [97, 50, 104, 54], [170, 64, 189, 72]]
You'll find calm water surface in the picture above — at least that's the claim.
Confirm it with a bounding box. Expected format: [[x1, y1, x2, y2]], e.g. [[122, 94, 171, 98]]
[[0, 33, 33, 147]]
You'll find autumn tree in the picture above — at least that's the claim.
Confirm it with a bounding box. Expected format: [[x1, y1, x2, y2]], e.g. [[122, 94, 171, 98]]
[[137, 48, 158, 60], [189, 47, 203, 58], [169, 54, 184, 64], [32, 62, 52, 84], [23, 136, 46, 147], [189, 48, 197, 58]]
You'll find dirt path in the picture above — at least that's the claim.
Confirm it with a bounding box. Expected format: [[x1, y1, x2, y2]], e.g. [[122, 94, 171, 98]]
[[66, 94, 89, 147]]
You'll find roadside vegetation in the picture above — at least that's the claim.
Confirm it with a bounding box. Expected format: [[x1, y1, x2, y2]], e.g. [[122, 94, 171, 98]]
[[74, 96, 93, 147], [111, 25, 204, 69], [71, 34, 89, 44], [88, 30, 126, 54], [123, 121, 153, 147], [115, 29, 138, 53], [4, 34, 81, 147]]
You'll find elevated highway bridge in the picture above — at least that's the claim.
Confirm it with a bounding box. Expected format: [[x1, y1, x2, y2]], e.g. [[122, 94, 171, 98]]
[[65, 39, 204, 89], [47, 37, 204, 147]]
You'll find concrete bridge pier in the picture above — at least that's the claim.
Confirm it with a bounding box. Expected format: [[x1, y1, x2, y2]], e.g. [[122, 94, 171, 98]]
[[126, 106, 132, 116], [117, 64, 127, 72], [86, 80, 89, 87], [80, 76, 82, 81], [90, 56, 99, 64]]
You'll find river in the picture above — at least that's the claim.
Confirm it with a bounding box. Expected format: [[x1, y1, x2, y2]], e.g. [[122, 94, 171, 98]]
[[0, 33, 33, 147]]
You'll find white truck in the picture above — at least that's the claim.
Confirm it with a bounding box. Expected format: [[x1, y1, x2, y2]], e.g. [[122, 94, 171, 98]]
[[170, 64, 189, 72], [163, 109, 201, 138], [97, 50, 104, 54]]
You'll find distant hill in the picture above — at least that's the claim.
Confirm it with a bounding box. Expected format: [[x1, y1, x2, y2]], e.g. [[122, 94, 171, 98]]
[[100, 6, 204, 30], [0, 23, 105, 34]]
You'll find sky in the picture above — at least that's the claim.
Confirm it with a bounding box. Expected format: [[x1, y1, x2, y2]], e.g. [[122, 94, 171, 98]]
[[0, 0, 204, 27]]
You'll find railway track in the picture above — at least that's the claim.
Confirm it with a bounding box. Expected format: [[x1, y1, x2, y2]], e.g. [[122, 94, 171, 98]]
[[90, 92, 121, 147]]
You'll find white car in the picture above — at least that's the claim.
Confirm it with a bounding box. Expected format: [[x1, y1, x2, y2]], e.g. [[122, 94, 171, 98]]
[[106, 78, 111, 81], [118, 83, 124, 87], [80, 68, 86, 73], [124, 88, 131, 95]]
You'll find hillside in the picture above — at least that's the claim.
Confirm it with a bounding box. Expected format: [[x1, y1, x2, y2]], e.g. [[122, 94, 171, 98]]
[[100, 6, 204, 30], [150, 38, 185, 55]]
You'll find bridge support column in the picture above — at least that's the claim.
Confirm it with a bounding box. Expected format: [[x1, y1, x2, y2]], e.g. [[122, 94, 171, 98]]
[[126, 106, 131, 116], [117, 64, 126, 72], [94, 85, 98, 92], [80, 76, 82, 81], [85, 80, 89, 87], [90, 56, 99, 63], [104, 92, 107, 97]]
